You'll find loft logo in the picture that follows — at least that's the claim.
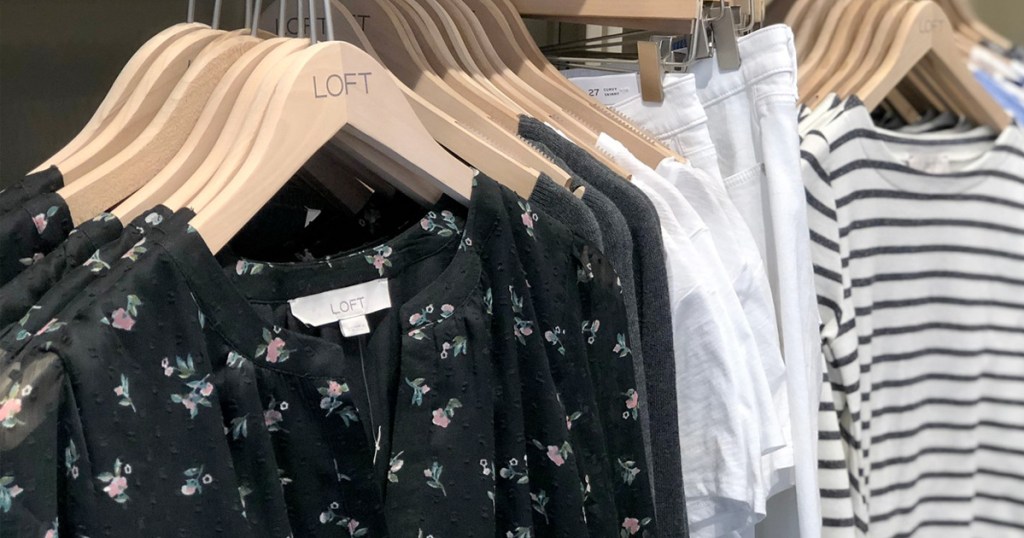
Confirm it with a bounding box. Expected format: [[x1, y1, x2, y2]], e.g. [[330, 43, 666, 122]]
[[354, 14, 370, 29], [274, 16, 328, 36], [330, 297, 367, 315], [313, 72, 373, 98], [919, 18, 944, 33]]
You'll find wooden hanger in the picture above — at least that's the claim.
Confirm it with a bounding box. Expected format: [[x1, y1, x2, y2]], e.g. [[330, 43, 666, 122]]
[[265, 0, 571, 188], [39, 28, 229, 184], [798, 0, 878, 103], [191, 37, 474, 252], [507, 0, 700, 34], [30, 22, 209, 173], [61, 31, 265, 224], [833, 0, 911, 101], [459, 0, 681, 170], [112, 32, 303, 224], [789, 0, 832, 65], [858, 1, 1009, 129], [387, 0, 526, 117], [803, 0, 888, 106], [937, 0, 1013, 52], [796, 0, 854, 100]]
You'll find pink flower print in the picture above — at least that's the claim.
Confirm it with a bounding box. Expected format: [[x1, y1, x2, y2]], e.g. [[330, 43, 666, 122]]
[[546, 445, 564, 466], [432, 408, 450, 428], [264, 409, 283, 427], [44, 530, 55, 538], [113, 386, 123, 396], [110, 308, 135, 331], [421, 385, 431, 395], [256, 328, 291, 363], [182, 398, 197, 413], [347, 519, 360, 534], [372, 255, 387, 272], [626, 391, 638, 409], [235, 260, 246, 275], [420, 218, 431, 231], [364, 245, 393, 276], [423, 468, 433, 478], [181, 484, 197, 496], [441, 303, 455, 317], [0, 399, 22, 422], [105, 476, 128, 499], [520, 325, 533, 336], [623, 517, 640, 535], [521, 212, 534, 229], [327, 380, 344, 397], [409, 313, 423, 325], [164, 366, 174, 376], [266, 338, 285, 363], [200, 382, 214, 397], [32, 214, 48, 234]]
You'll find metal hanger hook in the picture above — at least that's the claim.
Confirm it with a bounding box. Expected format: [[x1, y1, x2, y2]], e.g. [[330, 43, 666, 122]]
[[187, 0, 196, 23], [212, 0, 224, 29], [245, 0, 253, 30], [278, 0, 287, 36], [251, 0, 263, 36], [308, 0, 317, 44], [322, 0, 335, 41]]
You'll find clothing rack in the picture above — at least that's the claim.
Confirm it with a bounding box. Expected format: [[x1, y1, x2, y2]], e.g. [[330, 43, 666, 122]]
[[509, 0, 702, 33]]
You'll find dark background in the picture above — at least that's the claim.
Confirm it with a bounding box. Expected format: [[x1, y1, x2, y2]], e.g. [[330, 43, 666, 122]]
[[0, 1, 246, 185]]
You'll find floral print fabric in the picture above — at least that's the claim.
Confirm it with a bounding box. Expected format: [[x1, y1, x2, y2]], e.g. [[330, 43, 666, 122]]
[[0, 193, 73, 286], [0, 175, 656, 537]]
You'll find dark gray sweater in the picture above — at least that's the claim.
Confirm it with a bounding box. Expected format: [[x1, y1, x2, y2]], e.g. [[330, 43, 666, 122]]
[[528, 173, 604, 250], [519, 117, 688, 537]]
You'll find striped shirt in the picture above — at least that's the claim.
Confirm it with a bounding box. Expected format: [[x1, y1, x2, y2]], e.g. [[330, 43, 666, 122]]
[[802, 99, 1024, 538]]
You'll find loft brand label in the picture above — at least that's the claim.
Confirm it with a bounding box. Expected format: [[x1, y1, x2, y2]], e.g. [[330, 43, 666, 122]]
[[289, 278, 391, 327], [273, 16, 328, 37], [314, 72, 373, 98], [570, 73, 640, 106]]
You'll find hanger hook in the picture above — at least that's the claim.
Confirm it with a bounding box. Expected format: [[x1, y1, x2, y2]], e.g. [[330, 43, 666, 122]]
[[297, 0, 305, 38], [278, 0, 287, 36], [251, 0, 262, 36], [245, 0, 253, 30], [212, 0, 223, 29], [308, 0, 317, 44], [187, 0, 196, 23], [322, 0, 335, 41]]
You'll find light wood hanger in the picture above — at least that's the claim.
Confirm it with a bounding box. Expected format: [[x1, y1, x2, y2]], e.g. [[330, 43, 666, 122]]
[[191, 35, 474, 252], [938, 0, 1013, 52], [387, 0, 526, 117], [30, 22, 209, 173], [164, 39, 312, 213], [833, 0, 911, 102], [267, 0, 571, 188], [381, 0, 630, 177], [507, 0, 700, 34], [858, 1, 1009, 129], [799, 0, 880, 104], [460, 0, 682, 170], [796, 0, 854, 100], [112, 33, 300, 224], [789, 0, 831, 65], [319, 0, 565, 188], [62, 32, 264, 224], [803, 0, 888, 106], [39, 28, 229, 184]]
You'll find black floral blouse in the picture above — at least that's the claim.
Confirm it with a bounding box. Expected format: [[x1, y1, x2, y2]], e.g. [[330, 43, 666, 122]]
[[0, 175, 655, 537], [0, 211, 125, 329], [0, 193, 73, 286], [0, 166, 63, 215], [0, 207, 173, 354]]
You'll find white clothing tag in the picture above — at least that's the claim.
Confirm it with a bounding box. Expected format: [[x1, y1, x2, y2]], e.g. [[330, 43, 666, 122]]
[[569, 74, 641, 106], [288, 278, 391, 327], [304, 207, 322, 228], [340, 316, 371, 337], [906, 154, 953, 174]]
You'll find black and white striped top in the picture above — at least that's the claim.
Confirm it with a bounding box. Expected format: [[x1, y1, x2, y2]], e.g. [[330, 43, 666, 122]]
[[802, 99, 1024, 538]]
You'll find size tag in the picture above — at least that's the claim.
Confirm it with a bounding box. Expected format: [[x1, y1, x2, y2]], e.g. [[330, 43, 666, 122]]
[[340, 316, 371, 337], [906, 154, 953, 174], [570, 73, 641, 106], [289, 278, 391, 327]]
